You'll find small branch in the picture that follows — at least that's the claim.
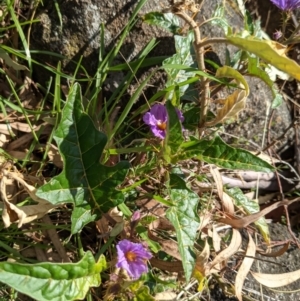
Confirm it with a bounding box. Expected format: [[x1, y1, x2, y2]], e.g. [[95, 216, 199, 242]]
[[174, 10, 209, 135], [197, 37, 227, 49]]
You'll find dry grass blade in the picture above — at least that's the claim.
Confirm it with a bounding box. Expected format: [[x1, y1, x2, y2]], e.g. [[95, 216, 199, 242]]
[[209, 229, 242, 270], [251, 268, 300, 288], [235, 233, 256, 301]]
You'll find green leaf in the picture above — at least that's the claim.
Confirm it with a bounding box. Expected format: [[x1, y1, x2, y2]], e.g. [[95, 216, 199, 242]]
[[134, 285, 156, 301], [247, 55, 283, 108], [163, 101, 184, 163], [166, 174, 200, 281], [0, 49, 28, 71], [36, 83, 129, 233], [0, 252, 106, 301], [226, 35, 300, 81], [210, 4, 230, 35], [173, 136, 274, 172], [163, 31, 195, 99], [226, 187, 270, 244], [143, 12, 180, 34], [183, 107, 216, 130], [136, 225, 161, 253]]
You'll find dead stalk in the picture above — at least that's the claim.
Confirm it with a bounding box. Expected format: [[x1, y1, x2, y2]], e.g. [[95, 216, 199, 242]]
[[174, 10, 210, 136]]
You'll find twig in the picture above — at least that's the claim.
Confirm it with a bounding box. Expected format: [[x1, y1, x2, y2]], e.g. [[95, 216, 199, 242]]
[[174, 9, 210, 136]]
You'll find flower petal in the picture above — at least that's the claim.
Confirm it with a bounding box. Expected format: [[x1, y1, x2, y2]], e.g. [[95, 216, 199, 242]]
[[116, 239, 152, 279], [270, 0, 300, 10], [150, 126, 166, 139], [176, 108, 184, 122], [143, 112, 157, 126], [150, 104, 167, 122]]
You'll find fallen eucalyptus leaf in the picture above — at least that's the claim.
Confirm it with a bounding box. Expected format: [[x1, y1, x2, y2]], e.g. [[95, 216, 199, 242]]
[[251, 268, 300, 288], [235, 233, 255, 301], [218, 198, 300, 229], [209, 229, 242, 270]]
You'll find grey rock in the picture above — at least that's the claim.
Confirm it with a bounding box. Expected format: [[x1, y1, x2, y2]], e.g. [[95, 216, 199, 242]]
[[29, 2, 298, 300]]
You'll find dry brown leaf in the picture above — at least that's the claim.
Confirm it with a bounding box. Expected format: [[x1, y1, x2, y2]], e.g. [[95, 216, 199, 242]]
[[108, 207, 124, 223], [218, 198, 300, 229], [19, 76, 43, 109], [198, 209, 212, 232], [47, 144, 63, 169], [1, 168, 61, 228], [7, 150, 30, 160], [0, 133, 7, 147], [235, 233, 256, 301], [257, 242, 290, 257], [206, 90, 247, 126], [21, 247, 38, 259], [10, 122, 33, 132], [136, 197, 165, 216], [149, 218, 181, 260], [95, 216, 109, 235], [34, 246, 48, 262], [154, 291, 176, 301], [42, 215, 71, 262], [2, 196, 57, 228], [210, 166, 234, 214], [251, 269, 300, 288], [212, 225, 221, 253], [150, 258, 183, 273], [209, 229, 242, 270], [7, 123, 51, 151], [194, 239, 210, 277], [0, 123, 17, 135]]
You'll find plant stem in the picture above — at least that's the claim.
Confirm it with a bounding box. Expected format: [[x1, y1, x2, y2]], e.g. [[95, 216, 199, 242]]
[[76, 233, 93, 300], [284, 12, 300, 44], [95, 236, 115, 261], [174, 10, 210, 135], [76, 233, 85, 258]]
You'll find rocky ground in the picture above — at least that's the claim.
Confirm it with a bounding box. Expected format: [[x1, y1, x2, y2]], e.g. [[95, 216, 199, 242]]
[[26, 0, 300, 300]]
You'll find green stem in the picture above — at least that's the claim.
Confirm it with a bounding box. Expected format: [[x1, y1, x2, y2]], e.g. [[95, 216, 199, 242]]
[[76, 234, 93, 300], [279, 11, 290, 43], [95, 236, 115, 261], [76, 233, 85, 259], [107, 145, 155, 155], [284, 13, 300, 44]]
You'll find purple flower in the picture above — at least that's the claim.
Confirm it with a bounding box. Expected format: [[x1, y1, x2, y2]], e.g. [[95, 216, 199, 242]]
[[116, 239, 152, 279], [130, 211, 141, 235], [131, 211, 141, 222], [143, 104, 184, 139], [273, 30, 283, 40], [270, 0, 300, 10]]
